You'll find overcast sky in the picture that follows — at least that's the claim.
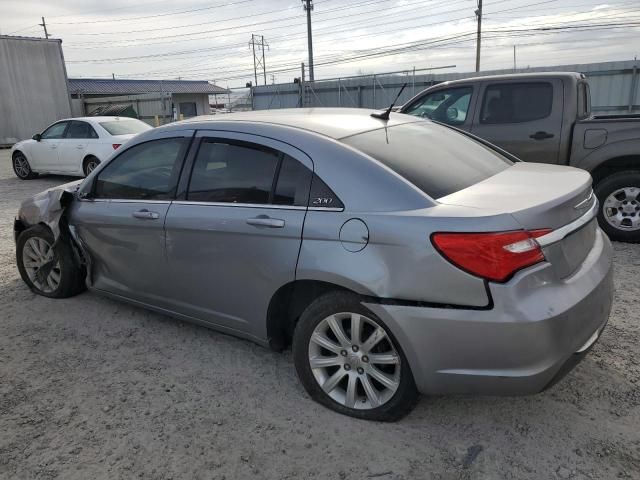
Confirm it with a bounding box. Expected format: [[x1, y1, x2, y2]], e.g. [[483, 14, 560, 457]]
[[2, 0, 640, 87]]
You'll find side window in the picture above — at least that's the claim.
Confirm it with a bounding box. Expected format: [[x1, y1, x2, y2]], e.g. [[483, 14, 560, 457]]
[[404, 87, 472, 126], [187, 139, 280, 204], [41, 121, 69, 139], [480, 82, 553, 124], [274, 156, 312, 206], [66, 121, 98, 139], [94, 138, 188, 200]]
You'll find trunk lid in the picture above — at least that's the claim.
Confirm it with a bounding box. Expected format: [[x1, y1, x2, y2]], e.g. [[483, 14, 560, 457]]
[[438, 162, 596, 278]]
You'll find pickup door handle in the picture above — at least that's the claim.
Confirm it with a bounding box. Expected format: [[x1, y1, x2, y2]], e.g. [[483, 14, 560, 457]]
[[76, 145, 84, 149], [246, 215, 285, 228], [529, 131, 555, 140], [132, 209, 160, 220]]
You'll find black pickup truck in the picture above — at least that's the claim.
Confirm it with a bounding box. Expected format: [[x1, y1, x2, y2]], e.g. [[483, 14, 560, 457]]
[[400, 72, 640, 242]]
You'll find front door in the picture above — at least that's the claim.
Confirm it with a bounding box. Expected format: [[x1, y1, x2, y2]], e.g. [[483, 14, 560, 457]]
[[470, 79, 564, 163], [164, 132, 313, 339], [69, 131, 193, 306], [32, 121, 69, 171]]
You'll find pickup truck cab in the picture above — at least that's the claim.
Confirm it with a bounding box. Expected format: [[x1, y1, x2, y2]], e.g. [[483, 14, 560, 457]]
[[400, 72, 640, 242]]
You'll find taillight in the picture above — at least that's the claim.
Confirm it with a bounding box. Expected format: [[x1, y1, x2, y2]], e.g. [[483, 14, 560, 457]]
[[431, 229, 551, 283], [112, 144, 122, 150]]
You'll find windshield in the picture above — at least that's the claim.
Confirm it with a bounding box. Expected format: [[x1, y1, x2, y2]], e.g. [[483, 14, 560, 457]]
[[99, 120, 152, 136], [342, 121, 512, 199]]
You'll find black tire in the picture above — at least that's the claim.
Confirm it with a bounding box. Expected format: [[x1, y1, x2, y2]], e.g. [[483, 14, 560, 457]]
[[293, 291, 419, 421], [16, 225, 86, 298], [12, 151, 38, 180], [594, 170, 640, 243], [83, 156, 100, 177]]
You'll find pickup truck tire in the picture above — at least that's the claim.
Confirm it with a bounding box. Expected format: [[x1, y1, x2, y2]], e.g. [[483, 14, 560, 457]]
[[594, 170, 640, 243]]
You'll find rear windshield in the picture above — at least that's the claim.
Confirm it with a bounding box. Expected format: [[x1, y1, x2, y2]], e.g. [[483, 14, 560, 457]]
[[99, 120, 151, 136], [342, 121, 512, 199]]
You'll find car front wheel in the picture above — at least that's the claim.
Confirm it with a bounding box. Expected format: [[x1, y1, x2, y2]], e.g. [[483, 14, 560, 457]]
[[293, 292, 418, 421], [16, 225, 86, 298], [12, 152, 37, 180]]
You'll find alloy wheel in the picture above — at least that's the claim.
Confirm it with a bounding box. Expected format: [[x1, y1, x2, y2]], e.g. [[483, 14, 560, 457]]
[[13, 154, 31, 178], [308, 312, 401, 410], [86, 160, 99, 174], [603, 187, 640, 231], [22, 237, 61, 293]]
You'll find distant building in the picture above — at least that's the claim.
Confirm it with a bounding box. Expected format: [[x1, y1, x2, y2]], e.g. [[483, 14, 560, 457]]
[[0, 35, 73, 146], [68, 78, 229, 125]]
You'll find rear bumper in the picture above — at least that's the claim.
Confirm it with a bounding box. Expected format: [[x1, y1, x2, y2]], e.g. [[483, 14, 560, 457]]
[[364, 227, 614, 396]]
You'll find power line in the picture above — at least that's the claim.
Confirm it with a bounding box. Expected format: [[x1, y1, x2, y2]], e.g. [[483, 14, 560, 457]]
[[49, 0, 256, 25]]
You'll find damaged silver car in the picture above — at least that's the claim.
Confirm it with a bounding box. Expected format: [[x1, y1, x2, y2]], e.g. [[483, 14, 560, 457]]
[[15, 109, 613, 421]]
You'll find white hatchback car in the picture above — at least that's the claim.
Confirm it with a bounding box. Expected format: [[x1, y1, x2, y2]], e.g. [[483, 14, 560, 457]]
[[11, 116, 152, 179]]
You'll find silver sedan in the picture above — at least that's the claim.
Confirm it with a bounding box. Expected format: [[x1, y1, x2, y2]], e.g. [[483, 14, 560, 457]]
[[14, 109, 613, 421]]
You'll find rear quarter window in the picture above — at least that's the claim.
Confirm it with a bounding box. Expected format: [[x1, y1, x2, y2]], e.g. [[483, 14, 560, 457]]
[[342, 122, 512, 199]]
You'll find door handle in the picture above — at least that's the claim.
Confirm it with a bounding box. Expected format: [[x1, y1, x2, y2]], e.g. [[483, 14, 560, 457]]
[[76, 145, 84, 149], [50, 145, 58, 149], [246, 216, 285, 228], [529, 131, 555, 140], [132, 209, 160, 220]]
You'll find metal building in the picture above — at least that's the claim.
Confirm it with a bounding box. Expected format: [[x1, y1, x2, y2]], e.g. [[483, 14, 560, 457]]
[[251, 60, 640, 115], [0, 35, 73, 146], [68, 79, 229, 125]]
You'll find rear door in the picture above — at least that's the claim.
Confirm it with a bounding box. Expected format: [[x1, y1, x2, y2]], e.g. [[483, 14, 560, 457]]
[[163, 131, 313, 339], [70, 130, 193, 306], [58, 120, 99, 174], [32, 121, 69, 171], [470, 79, 563, 163]]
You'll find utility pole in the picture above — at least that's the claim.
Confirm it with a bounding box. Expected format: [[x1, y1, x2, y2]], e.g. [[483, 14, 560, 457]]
[[249, 34, 269, 86], [39, 17, 50, 39], [112, 73, 116, 80], [513, 45, 517, 71], [475, 0, 482, 72], [302, 0, 315, 82]]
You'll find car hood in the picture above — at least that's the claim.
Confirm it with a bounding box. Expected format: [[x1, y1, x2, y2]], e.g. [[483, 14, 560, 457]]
[[17, 180, 82, 240]]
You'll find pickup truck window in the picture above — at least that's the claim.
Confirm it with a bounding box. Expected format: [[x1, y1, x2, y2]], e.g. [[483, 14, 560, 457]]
[[403, 87, 472, 126], [480, 82, 553, 124]]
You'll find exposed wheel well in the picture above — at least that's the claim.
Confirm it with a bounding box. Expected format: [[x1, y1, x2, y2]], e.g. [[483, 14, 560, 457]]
[[266, 280, 356, 351], [590, 155, 640, 185], [12, 150, 24, 160]]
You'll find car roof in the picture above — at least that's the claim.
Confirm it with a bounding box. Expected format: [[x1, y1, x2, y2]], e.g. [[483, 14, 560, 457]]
[[178, 108, 421, 140], [58, 116, 143, 123], [428, 71, 584, 88]]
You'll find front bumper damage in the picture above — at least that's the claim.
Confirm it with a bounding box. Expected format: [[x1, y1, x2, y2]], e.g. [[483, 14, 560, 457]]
[[14, 180, 91, 284]]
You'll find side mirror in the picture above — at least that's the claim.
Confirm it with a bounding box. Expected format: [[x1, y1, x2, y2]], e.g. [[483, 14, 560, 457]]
[[446, 107, 459, 121], [32, 133, 42, 142]]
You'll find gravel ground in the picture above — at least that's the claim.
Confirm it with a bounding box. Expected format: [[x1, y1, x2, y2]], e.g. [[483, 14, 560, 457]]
[[0, 149, 639, 480]]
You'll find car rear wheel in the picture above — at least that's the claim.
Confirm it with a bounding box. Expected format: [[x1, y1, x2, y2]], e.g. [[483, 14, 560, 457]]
[[595, 170, 640, 243], [293, 292, 418, 421], [83, 156, 100, 176], [16, 225, 86, 298], [12, 152, 37, 180]]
